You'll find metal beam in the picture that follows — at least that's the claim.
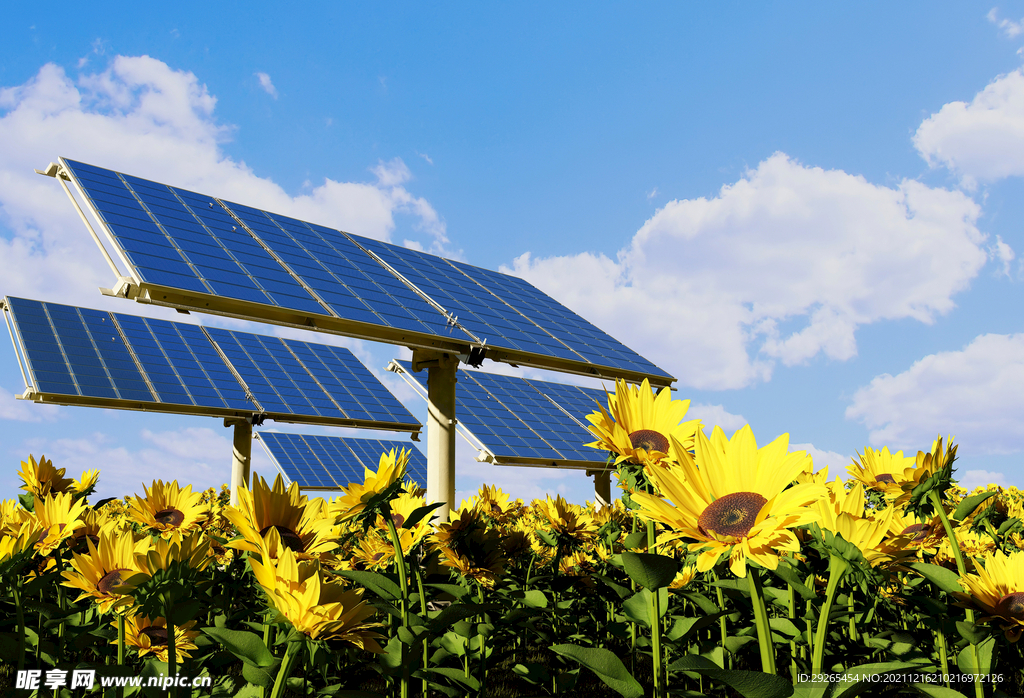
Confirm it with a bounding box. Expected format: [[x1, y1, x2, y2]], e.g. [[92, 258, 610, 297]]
[[414, 349, 458, 521], [226, 418, 253, 506], [591, 469, 612, 509]]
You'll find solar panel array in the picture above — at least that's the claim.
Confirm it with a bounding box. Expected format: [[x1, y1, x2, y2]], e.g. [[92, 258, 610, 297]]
[[4, 296, 419, 430], [259, 432, 428, 489], [395, 360, 610, 464], [60, 158, 671, 383]]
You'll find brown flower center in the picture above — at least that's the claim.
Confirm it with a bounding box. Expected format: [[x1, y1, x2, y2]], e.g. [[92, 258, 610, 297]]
[[901, 523, 932, 542], [698, 492, 767, 539], [154, 508, 185, 527], [68, 533, 100, 554], [875, 474, 896, 484], [995, 592, 1024, 621], [140, 626, 169, 646], [628, 430, 669, 453], [391, 512, 406, 528], [259, 525, 304, 552], [97, 568, 130, 594]]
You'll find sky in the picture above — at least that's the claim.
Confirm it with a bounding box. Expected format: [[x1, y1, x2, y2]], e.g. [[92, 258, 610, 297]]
[[3, 3, 1024, 505]]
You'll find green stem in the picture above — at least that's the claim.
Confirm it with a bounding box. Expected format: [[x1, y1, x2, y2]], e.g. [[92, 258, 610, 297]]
[[13, 577, 26, 673], [929, 490, 984, 698], [415, 564, 429, 698], [847, 590, 857, 642], [163, 592, 177, 698], [269, 638, 303, 698], [804, 574, 815, 660], [812, 555, 848, 676], [747, 567, 777, 675], [936, 626, 949, 687], [646, 520, 662, 697], [118, 612, 126, 698], [384, 514, 410, 698], [712, 572, 731, 670], [788, 582, 797, 682]]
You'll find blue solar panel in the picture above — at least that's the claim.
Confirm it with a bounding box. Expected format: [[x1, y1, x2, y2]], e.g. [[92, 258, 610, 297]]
[[61, 159, 671, 383], [6, 296, 420, 429], [260, 432, 427, 489], [397, 361, 605, 463]]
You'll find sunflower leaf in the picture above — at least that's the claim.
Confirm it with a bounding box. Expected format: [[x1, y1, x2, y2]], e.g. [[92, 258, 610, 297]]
[[665, 611, 727, 643], [620, 551, 678, 590], [202, 627, 277, 668], [952, 490, 998, 521], [669, 655, 792, 698], [424, 667, 481, 691], [907, 563, 963, 595], [550, 643, 644, 698], [404, 502, 445, 529], [425, 583, 470, 600], [956, 635, 996, 675], [768, 561, 816, 600], [335, 570, 402, 602]]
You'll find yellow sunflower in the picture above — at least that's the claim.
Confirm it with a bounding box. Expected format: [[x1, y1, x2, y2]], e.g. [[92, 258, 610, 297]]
[[71, 469, 100, 497], [886, 509, 945, 558], [331, 448, 409, 522], [1, 499, 33, 535], [631, 425, 825, 578], [847, 447, 916, 496], [128, 480, 209, 535], [352, 533, 396, 571], [955, 550, 1024, 641], [669, 565, 697, 591], [249, 529, 383, 649], [814, 484, 905, 567], [1, 519, 44, 568], [586, 378, 702, 466], [62, 526, 151, 614], [113, 614, 200, 663], [135, 530, 212, 577], [375, 491, 431, 554], [935, 527, 995, 570], [534, 495, 598, 549], [33, 492, 88, 556], [431, 506, 505, 588], [224, 474, 338, 559], [18, 455, 73, 498], [894, 436, 958, 507]]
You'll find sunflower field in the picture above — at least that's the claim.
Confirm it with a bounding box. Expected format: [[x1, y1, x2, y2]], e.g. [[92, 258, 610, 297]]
[[2, 380, 1024, 698]]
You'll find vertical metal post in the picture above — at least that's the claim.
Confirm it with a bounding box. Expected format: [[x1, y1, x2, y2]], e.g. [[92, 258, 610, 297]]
[[593, 469, 612, 509], [227, 418, 253, 506], [425, 353, 458, 522]]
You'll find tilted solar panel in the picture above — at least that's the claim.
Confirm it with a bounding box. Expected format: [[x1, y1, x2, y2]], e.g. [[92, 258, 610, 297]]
[[4, 296, 420, 431], [57, 158, 673, 386], [394, 360, 609, 466], [259, 432, 428, 490]]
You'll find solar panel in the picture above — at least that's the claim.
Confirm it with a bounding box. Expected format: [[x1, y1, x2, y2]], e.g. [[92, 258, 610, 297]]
[[258, 432, 428, 490], [393, 360, 609, 467], [4, 296, 421, 432], [57, 158, 673, 386]]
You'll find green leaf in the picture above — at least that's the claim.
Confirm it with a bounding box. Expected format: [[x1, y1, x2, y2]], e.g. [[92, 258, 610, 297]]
[[424, 583, 470, 600], [202, 627, 276, 668], [404, 502, 444, 529], [594, 574, 632, 599], [241, 662, 276, 688], [955, 620, 988, 645], [769, 618, 803, 641], [521, 590, 549, 608], [682, 591, 721, 614], [956, 636, 995, 675], [335, 570, 402, 602], [665, 612, 727, 643], [723, 635, 756, 654], [550, 643, 644, 698], [769, 561, 816, 600], [621, 588, 668, 626], [669, 655, 793, 698], [953, 490, 998, 521], [512, 662, 550, 685], [620, 551, 679, 590], [428, 602, 500, 633], [623, 530, 648, 550], [424, 667, 481, 692], [908, 563, 963, 595], [908, 685, 969, 698]]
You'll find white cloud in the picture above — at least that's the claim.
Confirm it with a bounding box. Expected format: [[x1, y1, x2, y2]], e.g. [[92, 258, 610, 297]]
[[688, 402, 747, 434], [987, 8, 1024, 38], [508, 153, 987, 389], [255, 71, 278, 99], [914, 69, 1024, 186], [846, 333, 1024, 455], [646, 187, 658, 201], [991, 234, 1015, 276], [0, 385, 60, 422], [0, 55, 450, 306], [959, 468, 1010, 491], [791, 442, 851, 474]]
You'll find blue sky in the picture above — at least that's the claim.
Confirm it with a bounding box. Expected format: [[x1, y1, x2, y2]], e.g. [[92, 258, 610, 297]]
[[3, 3, 1024, 505]]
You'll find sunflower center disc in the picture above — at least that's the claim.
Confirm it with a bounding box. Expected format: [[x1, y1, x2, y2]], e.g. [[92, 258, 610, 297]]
[[69, 533, 100, 554], [391, 513, 406, 528], [875, 474, 896, 484], [995, 592, 1024, 620], [698, 492, 767, 539], [628, 429, 669, 453], [154, 508, 185, 527], [141, 627, 169, 646], [901, 523, 932, 542], [260, 525, 305, 552], [97, 568, 129, 594]]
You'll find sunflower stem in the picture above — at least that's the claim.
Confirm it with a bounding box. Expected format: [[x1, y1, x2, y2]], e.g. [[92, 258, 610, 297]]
[[646, 520, 663, 697], [847, 589, 857, 642], [14, 576, 26, 674], [787, 581, 798, 682], [415, 564, 430, 698], [269, 637, 303, 698], [712, 571, 731, 670], [812, 554, 848, 676], [747, 566, 777, 675], [118, 612, 126, 698], [928, 489, 984, 698], [936, 625, 950, 687], [164, 591, 177, 698], [384, 512, 410, 698]]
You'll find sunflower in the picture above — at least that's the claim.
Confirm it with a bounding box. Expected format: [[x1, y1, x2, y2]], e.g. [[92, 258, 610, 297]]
[[62, 526, 151, 614], [34, 492, 88, 556], [814, 484, 905, 568], [586, 378, 702, 466], [18, 455, 74, 498], [466, 484, 520, 523], [134, 530, 212, 577], [71, 469, 100, 497], [249, 529, 383, 649], [113, 614, 200, 663], [631, 425, 825, 578], [375, 491, 431, 554], [352, 533, 396, 571], [669, 565, 697, 591], [331, 448, 409, 522], [1, 519, 44, 573], [894, 436, 958, 508], [886, 509, 945, 558], [847, 447, 916, 496], [431, 506, 505, 587], [534, 495, 598, 550], [955, 550, 1024, 641], [128, 480, 209, 536], [225, 474, 338, 559], [935, 527, 995, 570], [1, 499, 32, 535]]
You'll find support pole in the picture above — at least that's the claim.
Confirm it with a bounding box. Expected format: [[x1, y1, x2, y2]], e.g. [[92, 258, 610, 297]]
[[415, 350, 458, 522], [592, 469, 612, 509], [226, 418, 253, 506]]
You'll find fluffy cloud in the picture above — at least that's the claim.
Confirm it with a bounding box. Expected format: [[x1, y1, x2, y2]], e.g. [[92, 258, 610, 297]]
[[0, 385, 60, 422], [914, 69, 1024, 186], [846, 333, 1024, 454], [509, 153, 988, 389], [959, 469, 1010, 491], [791, 443, 851, 474], [255, 72, 279, 99], [0, 55, 447, 305]]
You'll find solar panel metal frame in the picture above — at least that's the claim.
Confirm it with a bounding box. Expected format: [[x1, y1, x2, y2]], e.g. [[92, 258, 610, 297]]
[[256, 431, 428, 491], [3, 296, 422, 434], [50, 157, 674, 388], [388, 359, 612, 471]]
